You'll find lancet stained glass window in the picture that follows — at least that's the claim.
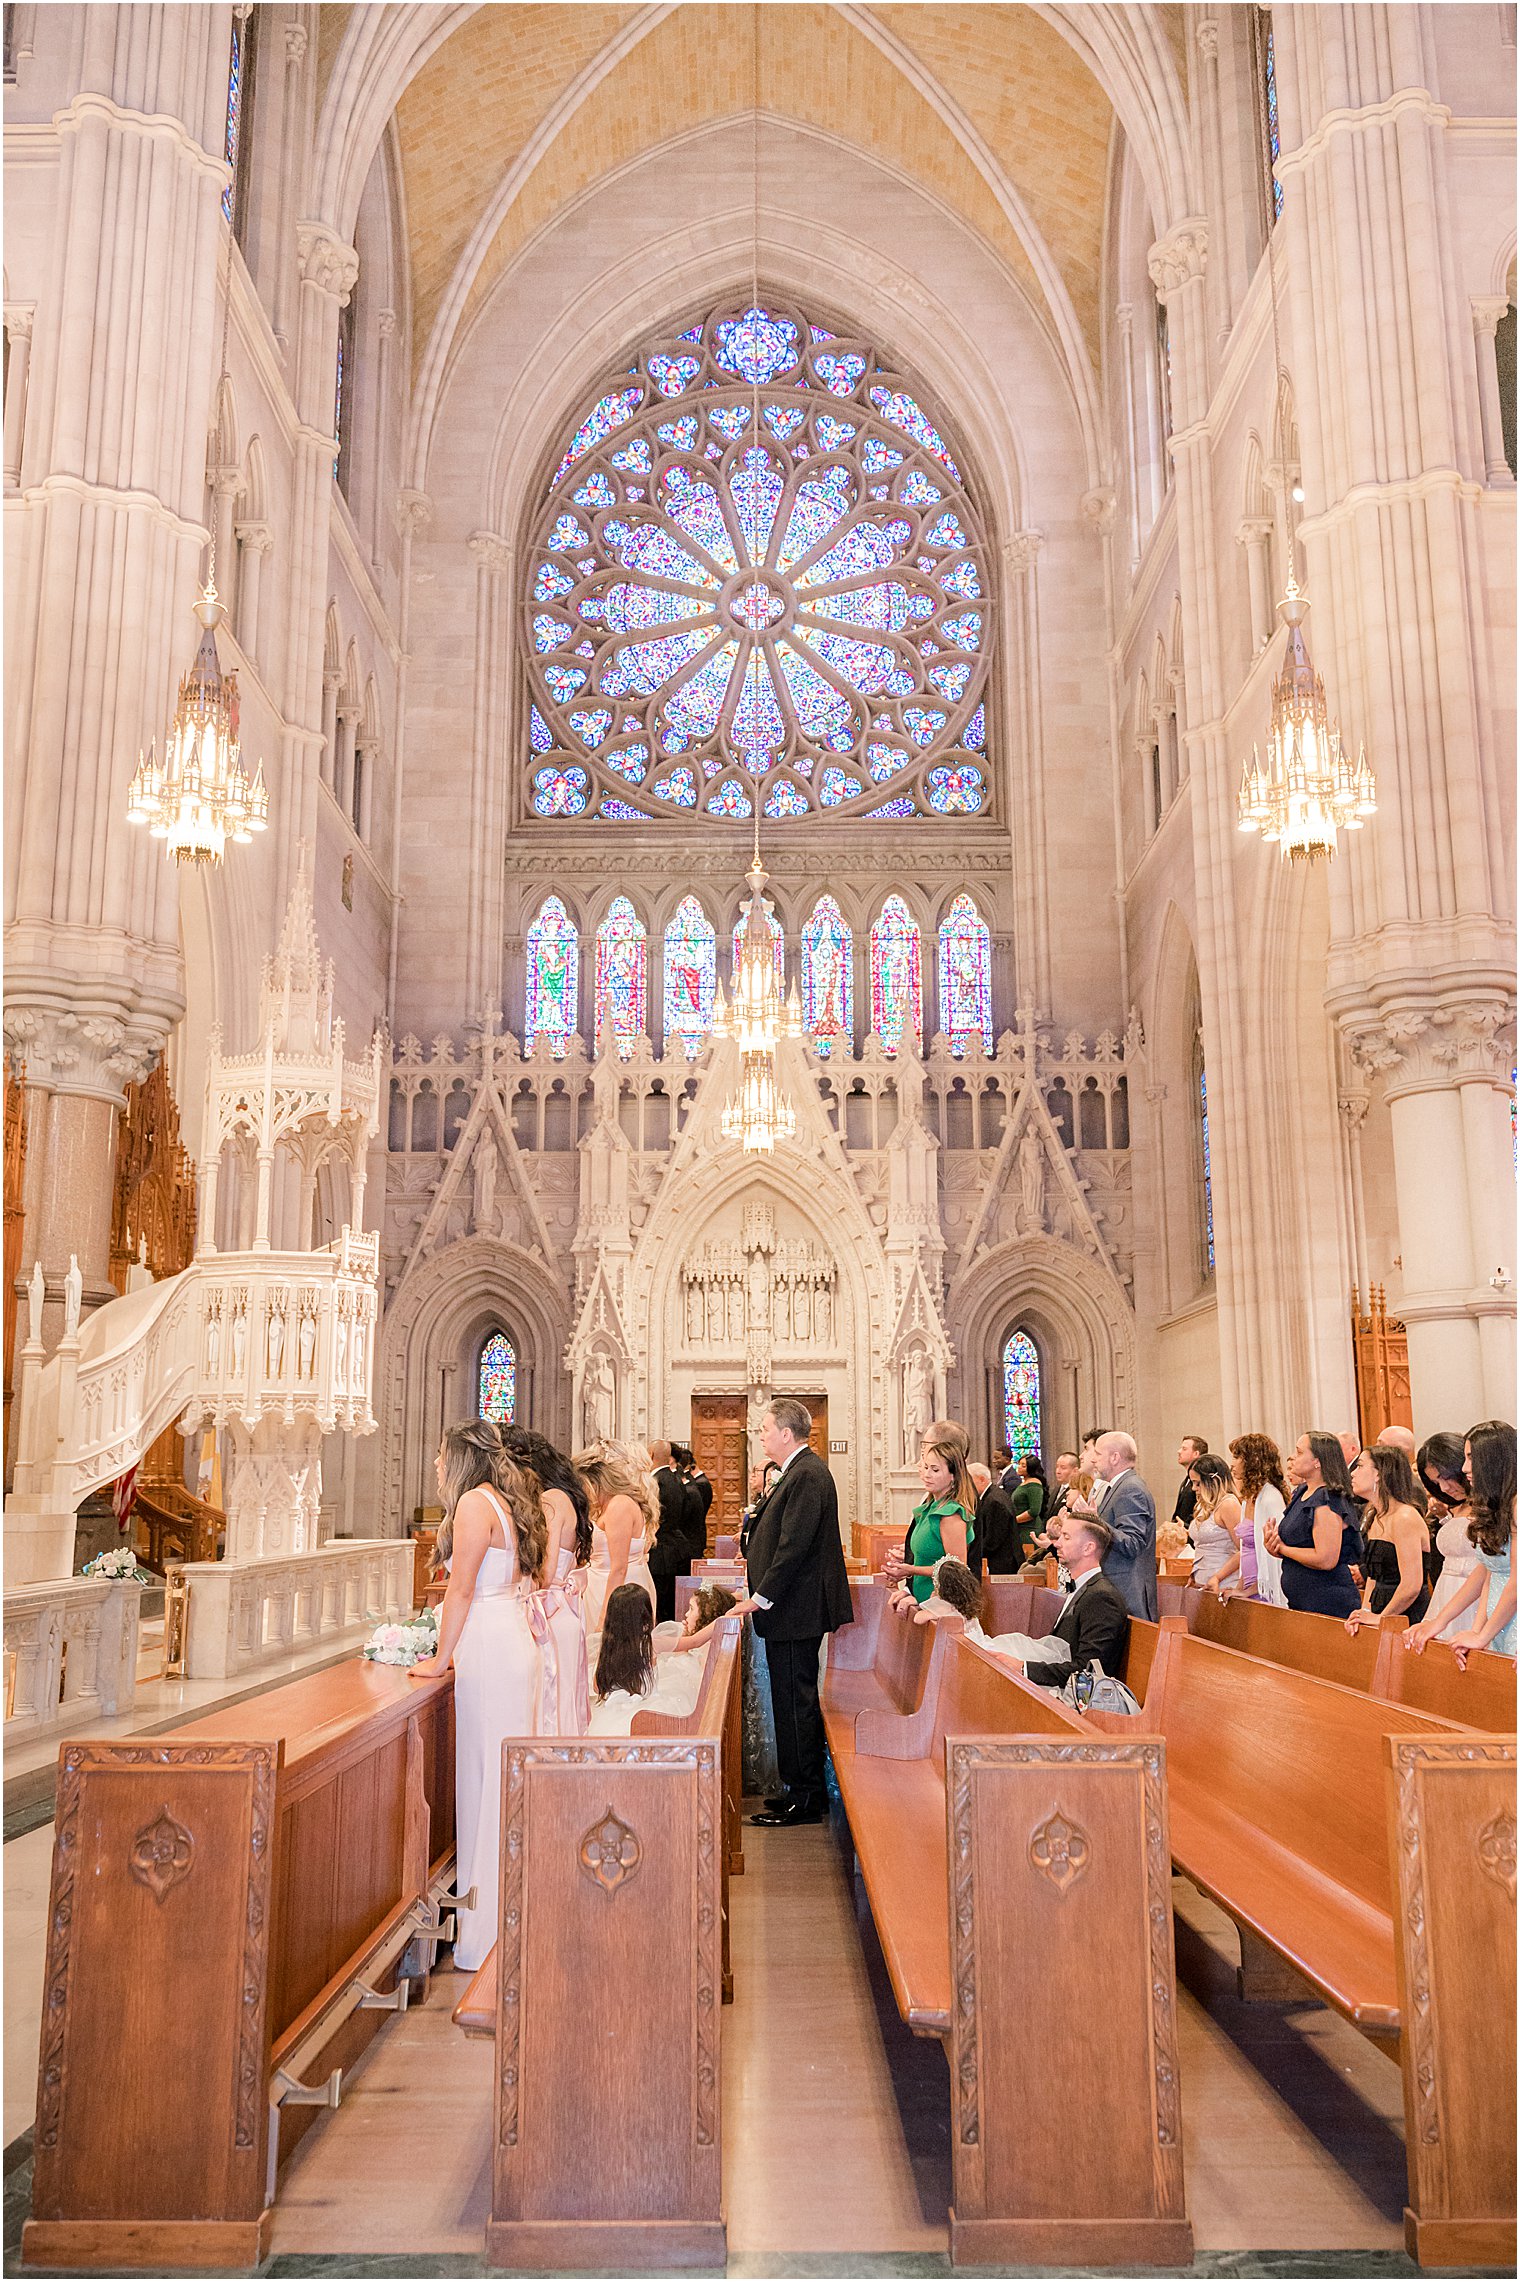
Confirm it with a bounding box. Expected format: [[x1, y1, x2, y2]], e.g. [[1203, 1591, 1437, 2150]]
[[478, 1332, 517, 1425], [222, 14, 249, 227], [523, 298, 991, 822], [594, 896, 646, 1057], [1199, 1064, 1216, 1273], [525, 895, 578, 1056], [663, 895, 716, 1055], [1002, 1331, 1041, 1464], [938, 894, 991, 1053], [869, 896, 922, 1054], [802, 896, 853, 1055]]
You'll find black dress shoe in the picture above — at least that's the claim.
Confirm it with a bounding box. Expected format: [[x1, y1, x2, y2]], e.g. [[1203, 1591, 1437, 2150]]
[[762, 1793, 791, 1813], [749, 1799, 826, 1827]]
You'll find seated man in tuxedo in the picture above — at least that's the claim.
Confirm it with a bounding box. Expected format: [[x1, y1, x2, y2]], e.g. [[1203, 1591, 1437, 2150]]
[[988, 1511, 1129, 1690], [967, 1461, 1020, 1575], [729, 1398, 853, 1826]]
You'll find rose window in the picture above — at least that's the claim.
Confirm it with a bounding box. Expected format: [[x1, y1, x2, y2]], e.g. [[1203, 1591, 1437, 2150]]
[[523, 300, 992, 824]]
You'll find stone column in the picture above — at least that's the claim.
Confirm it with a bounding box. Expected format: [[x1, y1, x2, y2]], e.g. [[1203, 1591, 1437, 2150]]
[[354, 734, 376, 843], [1471, 298, 1514, 486], [465, 530, 514, 1017], [4, 9, 230, 1386], [1002, 528, 1049, 1012], [1114, 304, 1142, 571], [269, 18, 308, 352], [370, 308, 396, 573], [320, 665, 340, 792], [334, 698, 359, 823], [210, 465, 240, 620], [1236, 517, 1274, 650], [3, 304, 35, 490], [234, 518, 271, 669], [1275, 7, 1516, 1422]]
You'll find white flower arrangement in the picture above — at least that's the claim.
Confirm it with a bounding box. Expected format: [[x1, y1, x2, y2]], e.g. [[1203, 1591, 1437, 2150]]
[[362, 1606, 441, 1668], [82, 1546, 152, 1585]]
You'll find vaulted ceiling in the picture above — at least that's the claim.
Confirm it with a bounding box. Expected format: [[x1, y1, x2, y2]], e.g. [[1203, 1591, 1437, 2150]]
[[318, 4, 1170, 401]]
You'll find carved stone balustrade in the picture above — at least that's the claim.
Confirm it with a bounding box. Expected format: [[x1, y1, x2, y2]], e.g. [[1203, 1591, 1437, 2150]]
[[175, 1536, 412, 1680], [3, 1576, 141, 1737]]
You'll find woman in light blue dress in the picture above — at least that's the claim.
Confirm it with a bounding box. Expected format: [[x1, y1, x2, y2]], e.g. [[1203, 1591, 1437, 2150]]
[[1404, 1419, 1515, 1664]]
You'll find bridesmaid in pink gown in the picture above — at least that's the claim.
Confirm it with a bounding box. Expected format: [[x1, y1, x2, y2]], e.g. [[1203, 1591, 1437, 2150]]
[[409, 1422, 555, 1973]]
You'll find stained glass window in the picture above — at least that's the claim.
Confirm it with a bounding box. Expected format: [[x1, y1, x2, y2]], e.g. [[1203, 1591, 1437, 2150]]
[[593, 896, 646, 1056], [523, 298, 991, 822], [869, 895, 922, 1053], [1199, 1065, 1216, 1273], [222, 16, 247, 227], [1002, 1331, 1041, 1464], [937, 894, 991, 1053], [1263, 13, 1284, 223], [525, 895, 578, 1056], [663, 895, 716, 1056], [802, 897, 853, 1055], [478, 1331, 516, 1425]]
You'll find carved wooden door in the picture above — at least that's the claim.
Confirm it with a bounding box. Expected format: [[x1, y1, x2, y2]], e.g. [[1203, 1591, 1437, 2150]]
[[775, 1393, 828, 1463], [689, 1394, 747, 1547]]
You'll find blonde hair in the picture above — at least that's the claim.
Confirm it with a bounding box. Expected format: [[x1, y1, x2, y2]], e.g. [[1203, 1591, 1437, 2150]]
[[575, 1437, 660, 1536], [436, 1421, 547, 1583]]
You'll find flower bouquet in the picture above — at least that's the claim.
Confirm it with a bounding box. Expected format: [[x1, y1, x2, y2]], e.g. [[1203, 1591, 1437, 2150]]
[[82, 1545, 153, 1586], [362, 1605, 440, 1667]]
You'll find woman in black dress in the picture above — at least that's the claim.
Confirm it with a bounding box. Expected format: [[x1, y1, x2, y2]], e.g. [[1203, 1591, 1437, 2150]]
[[1264, 1430, 1362, 1618], [1345, 1442, 1435, 1630]]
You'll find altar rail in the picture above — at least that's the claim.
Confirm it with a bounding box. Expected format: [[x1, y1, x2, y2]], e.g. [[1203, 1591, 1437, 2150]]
[[3, 1576, 141, 1736], [176, 1539, 412, 1680]]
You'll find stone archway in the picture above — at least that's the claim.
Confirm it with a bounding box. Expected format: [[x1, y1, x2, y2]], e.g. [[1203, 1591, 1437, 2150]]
[[949, 1233, 1139, 1465]]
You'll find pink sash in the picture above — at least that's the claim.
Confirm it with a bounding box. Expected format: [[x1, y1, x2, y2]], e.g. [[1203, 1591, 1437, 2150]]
[[524, 1571, 590, 1736]]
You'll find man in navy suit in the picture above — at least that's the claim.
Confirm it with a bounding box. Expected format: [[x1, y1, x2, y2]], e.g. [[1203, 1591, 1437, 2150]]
[[1068, 1430, 1157, 1620]]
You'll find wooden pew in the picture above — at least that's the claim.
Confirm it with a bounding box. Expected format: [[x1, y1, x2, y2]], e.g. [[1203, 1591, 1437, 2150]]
[[1189, 1589, 1517, 1732], [453, 1623, 743, 2270], [1137, 1627, 1515, 2266], [823, 1633, 1192, 2267], [24, 1661, 458, 2272]]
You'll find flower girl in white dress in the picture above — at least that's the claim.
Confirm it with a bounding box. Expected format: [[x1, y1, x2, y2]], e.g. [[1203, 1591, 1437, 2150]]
[[410, 1422, 557, 1973]]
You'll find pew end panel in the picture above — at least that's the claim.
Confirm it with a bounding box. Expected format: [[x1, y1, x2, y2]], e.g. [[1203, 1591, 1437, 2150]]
[[826, 1576, 890, 1671], [25, 1740, 284, 2274], [944, 1735, 1192, 2269], [1373, 1630, 1518, 1734], [855, 1608, 965, 1758], [487, 1738, 726, 2271], [1384, 1734, 1517, 2271]]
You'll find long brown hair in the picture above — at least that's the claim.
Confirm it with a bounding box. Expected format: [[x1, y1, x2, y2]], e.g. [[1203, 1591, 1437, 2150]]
[[595, 1584, 654, 1700], [575, 1438, 659, 1535], [1229, 1432, 1288, 1506], [436, 1420, 547, 1583], [921, 1424, 977, 1522], [1361, 1443, 1424, 1526], [1466, 1419, 1516, 1556]]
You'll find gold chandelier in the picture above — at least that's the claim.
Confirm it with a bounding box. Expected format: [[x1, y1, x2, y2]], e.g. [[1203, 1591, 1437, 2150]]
[[127, 581, 268, 863], [721, 1050, 796, 1154], [1237, 572, 1375, 860], [713, 830, 801, 1150], [1236, 10, 1374, 864]]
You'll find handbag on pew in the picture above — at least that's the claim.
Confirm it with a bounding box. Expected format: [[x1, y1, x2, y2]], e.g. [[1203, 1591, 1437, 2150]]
[[1056, 1659, 1143, 1716]]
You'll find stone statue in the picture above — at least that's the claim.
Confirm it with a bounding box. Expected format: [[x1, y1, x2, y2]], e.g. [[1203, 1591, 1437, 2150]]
[[1016, 1128, 1046, 1234], [266, 1290, 287, 1379], [471, 1134, 498, 1234], [583, 1349, 616, 1444], [63, 1255, 82, 1338], [230, 1296, 247, 1379], [204, 1297, 222, 1379], [26, 1259, 44, 1347], [901, 1346, 933, 1462], [297, 1299, 318, 1380], [333, 1304, 349, 1387]]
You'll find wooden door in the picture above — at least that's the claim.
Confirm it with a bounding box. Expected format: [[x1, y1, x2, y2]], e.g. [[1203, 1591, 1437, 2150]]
[[689, 1394, 747, 1547], [776, 1393, 828, 1463]]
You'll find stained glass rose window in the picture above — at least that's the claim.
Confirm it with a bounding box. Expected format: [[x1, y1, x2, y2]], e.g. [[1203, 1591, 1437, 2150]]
[[523, 301, 991, 823]]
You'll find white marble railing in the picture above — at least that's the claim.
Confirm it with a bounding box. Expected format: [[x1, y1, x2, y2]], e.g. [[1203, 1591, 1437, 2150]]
[[3, 1577, 142, 1738], [176, 1537, 412, 1681]]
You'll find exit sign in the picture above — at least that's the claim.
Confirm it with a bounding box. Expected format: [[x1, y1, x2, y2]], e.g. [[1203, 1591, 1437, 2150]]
[[830, 1439, 848, 1452]]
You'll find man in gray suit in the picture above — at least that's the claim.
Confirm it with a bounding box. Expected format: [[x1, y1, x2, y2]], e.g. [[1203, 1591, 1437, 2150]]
[[1067, 1430, 1157, 1619]]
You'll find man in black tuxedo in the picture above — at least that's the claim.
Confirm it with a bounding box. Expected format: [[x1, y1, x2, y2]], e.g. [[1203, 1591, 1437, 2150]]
[[676, 1444, 714, 1554], [992, 1511, 1129, 1690], [649, 1438, 698, 1623], [730, 1398, 852, 1826], [967, 1461, 1019, 1575], [1173, 1434, 1207, 1532]]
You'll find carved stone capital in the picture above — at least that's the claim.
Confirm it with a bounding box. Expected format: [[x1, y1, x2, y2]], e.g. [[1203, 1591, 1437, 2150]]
[[235, 520, 274, 555], [1003, 529, 1044, 573], [4, 303, 35, 343], [1148, 220, 1209, 299], [1195, 17, 1219, 60], [284, 21, 309, 65], [295, 223, 359, 307], [377, 307, 398, 342], [1081, 486, 1116, 537], [1115, 302, 1134, 342], [2, 1005, 161, 1101], [1344, 998, 1516, 1098], [1338, 1091, 1370, 1138], [395, 488, 432, 538], [468, 529, 514, 576], [1236, 516, 1274, 545], [1472, 297, 1510, 342]]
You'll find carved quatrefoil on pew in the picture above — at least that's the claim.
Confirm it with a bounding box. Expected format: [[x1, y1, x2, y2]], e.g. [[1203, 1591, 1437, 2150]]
[[1477, 1808, 1517, 1900], [579, 1806, 641, 1897], [1029, 1808, 1091, 1896], [128, 1806, 196, 1903]]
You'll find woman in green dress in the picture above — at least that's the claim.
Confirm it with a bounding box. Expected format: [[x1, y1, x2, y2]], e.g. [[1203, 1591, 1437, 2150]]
[[886, 1424, 977, 1603], [1009, 1454, 1047, 1566]]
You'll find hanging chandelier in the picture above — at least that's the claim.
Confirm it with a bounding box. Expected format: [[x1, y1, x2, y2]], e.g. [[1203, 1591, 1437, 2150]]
[[721, 1050, 796, 1154], [1236, 572, 1375, 859], [1236, 10, 1374, 864], [127, 581, 268, 862]]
